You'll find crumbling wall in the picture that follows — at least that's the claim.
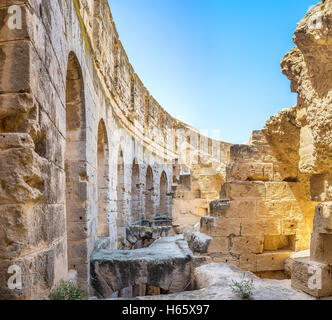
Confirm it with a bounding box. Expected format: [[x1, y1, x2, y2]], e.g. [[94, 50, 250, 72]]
[[200, 130, 316, 274], [198, 0, 331, 279], [171, 126, 231, 234], [276, 0, 332, 296]]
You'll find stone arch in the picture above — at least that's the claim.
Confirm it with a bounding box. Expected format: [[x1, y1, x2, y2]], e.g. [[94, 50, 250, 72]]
[[116, 147, 126, 238], [131, 159, 141, 222], [65, 52, 87, 275], [97, 119, 110, 237], [144, 166, 155, 219], [159, 171, 168, 216]]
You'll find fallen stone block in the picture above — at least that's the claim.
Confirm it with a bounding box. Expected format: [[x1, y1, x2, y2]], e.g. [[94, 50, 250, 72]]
[[90, 235, 193, 298], [291, 257, 332, 298]]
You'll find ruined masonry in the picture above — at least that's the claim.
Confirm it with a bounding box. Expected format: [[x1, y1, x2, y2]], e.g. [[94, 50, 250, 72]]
[[0, 0, 331, 300]]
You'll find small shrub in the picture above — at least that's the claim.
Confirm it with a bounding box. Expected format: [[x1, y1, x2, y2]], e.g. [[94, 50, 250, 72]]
[[49, 280, 87, 300], [230, 276, 255, 300]]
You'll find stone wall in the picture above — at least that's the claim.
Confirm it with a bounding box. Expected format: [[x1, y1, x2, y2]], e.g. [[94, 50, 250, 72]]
[[172, 132, 231, 234], [1, 0, 330, 300], [200, 130, 316, 273], [277, 0, 332, 296], [0, 0, 229, 299], [198, 0, 331, 279]]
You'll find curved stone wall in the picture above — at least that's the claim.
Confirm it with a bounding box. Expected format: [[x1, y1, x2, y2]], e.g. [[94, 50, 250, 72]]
[[0, 0, 229, 299]]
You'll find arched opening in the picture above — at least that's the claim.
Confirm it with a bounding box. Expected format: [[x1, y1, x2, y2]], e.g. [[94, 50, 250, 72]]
[[116, 148, 125, 239], [131, 160, 140, 222], [65, 52, 87, 276], [97, 119, 110, 237], [159, 171, 168, 216], [144, 166, 154, 219], [186, 135, 191, 166]]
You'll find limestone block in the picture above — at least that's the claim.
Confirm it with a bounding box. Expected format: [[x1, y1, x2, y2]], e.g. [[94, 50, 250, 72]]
[[67, 221, 90, 242], [225, 199, 256, 219], [209, 199, 230, 217], [241, 218, 281, 236], [257, 200, 301, 218], [200, 216, 216, 236], [313, 202, 332, 234], [0, 241, 66, 300], [291, 257, 332, 298], [310, 233, 332, 264], [227, 162, 274, 182], [189, 232, 212, 254], [0, 93, 38, 134], [44, 204, 66, 244], [207, 237, 229, 254], [256, 251, 291, 272], [44, 162, 65, 204], [0, 204, 29, 258], [265, 182, 298, 201], [284, 250, 310, 278], [66, 202, 92, 223], [90, 236, 193, 298], [240, 254, 257, 272], [231, 236, 264, 255], [0, 132, 34, 150], [209, 217, 241, 237], [68, 240, 89, 263], [0, 41, 31, 93], [225, 182, 265, 200], [229, 144, 254, 162]]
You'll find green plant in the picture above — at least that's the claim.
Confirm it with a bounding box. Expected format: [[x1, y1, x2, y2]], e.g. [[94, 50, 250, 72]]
[[230, 276, 255, 300], [49, 280, 87, 300]]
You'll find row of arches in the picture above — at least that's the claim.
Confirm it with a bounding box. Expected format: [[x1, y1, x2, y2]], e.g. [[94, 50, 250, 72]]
[[64, 52, 170, 274], [114, 151, 170, 239]]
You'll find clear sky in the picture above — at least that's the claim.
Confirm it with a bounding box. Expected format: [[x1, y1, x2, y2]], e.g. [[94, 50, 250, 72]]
[[109, 0, 316, 144]]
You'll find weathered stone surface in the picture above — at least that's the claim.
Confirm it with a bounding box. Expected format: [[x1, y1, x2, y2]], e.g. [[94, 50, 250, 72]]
[[198, 125, 316, 274], [313, 202, 332, 234], [90, 236, 193, 298], [1, 0, 332, 300], [310, 233, 332, 264], [184, 228, 212, 254], [291, 257, 332, 298], [284, 250, 310, 279], [138, 263, 314, 300]]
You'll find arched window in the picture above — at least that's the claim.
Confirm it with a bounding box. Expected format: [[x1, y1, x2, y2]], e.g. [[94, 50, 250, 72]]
[[131, 160, 141, 222], [97, 119, 110, 237], [159, 172, 168, 216], [144, 166, 154, 219]]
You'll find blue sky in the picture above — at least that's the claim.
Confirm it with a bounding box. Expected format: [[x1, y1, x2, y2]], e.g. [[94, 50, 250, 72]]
[[109, 0, 316, 143]]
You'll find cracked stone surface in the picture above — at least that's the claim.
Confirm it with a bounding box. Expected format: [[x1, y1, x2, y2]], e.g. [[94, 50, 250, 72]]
[[90, 236, 193, 298]]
